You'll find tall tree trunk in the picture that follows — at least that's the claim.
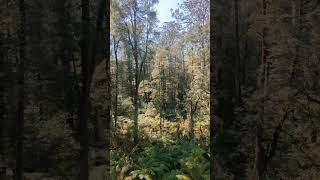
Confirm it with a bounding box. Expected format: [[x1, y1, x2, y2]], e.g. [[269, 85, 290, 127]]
[[133, 0, 139, 144], [261, 0, 269, 98], [0, 33, 4, 152], [290, 0, 303, 86], [133, 64, 139, 144], [234, 0, 241, 105], [292, 0, 297, 27], [37, 73, 44, 121], [252, 124, 265, 180], [57, 0, 74, 128], [105, 2, 111, 177], [79, 0, 90, 179], [16, 0, 26, 179], [159, 63, 165, 134], [188, 102, 194, 138], [113, 36, 120, 126], [78, 0, 108, 178], [253, 0, 268, 179]]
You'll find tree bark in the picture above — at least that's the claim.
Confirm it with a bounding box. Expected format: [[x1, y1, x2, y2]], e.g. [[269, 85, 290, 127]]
[[133, 0, 139, 145], [57, 0, 74, 128], [0, 32, 4, 152], [37, 73, 44, 122], [105, 1, 111, 176], [113, 36, 120, 126], [253, 0, 269, 179], [260, 0, 269, 98], [290, 0, 303, 86], [188, 102, 195, 138], [252, 124, 265, 180], [16, 0, 26, 179], [78, 0, 90, 179], [78, 0, 108, 179], [234, 0, 241, 105], [210, 1, 214, 179]]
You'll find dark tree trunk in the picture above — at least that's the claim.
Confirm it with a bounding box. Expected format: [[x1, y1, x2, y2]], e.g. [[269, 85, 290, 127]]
[[260, 0, 269, 98], [57, 0, 75, 128], [78, 0, 108, 178], [16, 0, 26, 179], [0, 32, 4, 152], [105, 43, 111, 179], [253, 0, 269, 179], [210, 1, 215, 179], [113, 36, 120, 126], [105, 0, 111, 176], [252, 124, 265, 180], [37, 73, 44, 121], [234, 0, 241, 105], [133, 64, 139, 144], [290, 0, 303, 86], [133, 0, 139, 145], [79, 0, 90, 179], [188, 102, 194, 138]]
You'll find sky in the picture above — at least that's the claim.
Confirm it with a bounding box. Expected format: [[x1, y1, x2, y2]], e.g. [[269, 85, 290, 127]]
[[156, 0, 183, 25]]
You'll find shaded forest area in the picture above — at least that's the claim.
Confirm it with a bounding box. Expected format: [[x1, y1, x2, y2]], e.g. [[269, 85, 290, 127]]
[[0, 0, 110, 179], [213, 0, 320, 179]]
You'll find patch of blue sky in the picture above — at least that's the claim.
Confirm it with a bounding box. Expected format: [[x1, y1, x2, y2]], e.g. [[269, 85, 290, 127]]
[[156, 0, 183, 25]]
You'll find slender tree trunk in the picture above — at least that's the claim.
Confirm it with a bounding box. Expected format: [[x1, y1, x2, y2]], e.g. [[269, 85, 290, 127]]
[[0, 33, 4, 152], [261, 0, 269, 98], [243, 38, 248, 86], [57, 0, 74, 128], [188, 102, 194, 138], [105, 1, 111, 177], [127, 52, 134, 98], [252, 124, 265, 180], [105, 47, 111, 178], [79, 0, 90, 179], [113, 37, 120, 126], [242, 9, 250, 87], [159, 63, 165, 134], [133, 0, 139, 144], [290, 0, 303, 86], [37, 73, 44, 121], [210, 1, 215, 178], [234, 0, 241, 105], [253, 0, 268, 179], [16, 0, 26, 179], [133, 64, 139, 144], [292, 0, 296, 27]]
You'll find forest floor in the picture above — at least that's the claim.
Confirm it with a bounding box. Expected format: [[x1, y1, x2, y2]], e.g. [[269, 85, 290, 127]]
[[109, 113, 210, 180]]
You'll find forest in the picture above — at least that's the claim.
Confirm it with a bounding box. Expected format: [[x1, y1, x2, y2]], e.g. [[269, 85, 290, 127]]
[[213, 0, 320, 179], [109, 0, 210, 179], [0, 0, 209, 179], [0, 0, 320, 180]]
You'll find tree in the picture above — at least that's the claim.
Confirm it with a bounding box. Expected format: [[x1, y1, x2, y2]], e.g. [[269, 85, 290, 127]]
[[114, 0, 158, 144], [213, 0, 320, 179], [56, 0, 77, 128], [173, 0, 210, 138], [234, 0, 241, 105], [16, 0, 26, 179], [78, 0, 107, 179]]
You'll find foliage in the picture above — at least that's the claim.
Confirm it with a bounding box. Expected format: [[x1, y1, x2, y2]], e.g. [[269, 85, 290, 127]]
[[111, 137, 210, 180]]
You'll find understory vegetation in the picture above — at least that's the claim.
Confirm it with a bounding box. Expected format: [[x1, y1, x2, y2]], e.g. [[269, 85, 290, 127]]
[[109, 0, 210, 178], [109, 116, 210, 180]]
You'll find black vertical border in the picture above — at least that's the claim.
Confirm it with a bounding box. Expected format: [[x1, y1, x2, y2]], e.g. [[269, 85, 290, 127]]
[[210, 0, 215, 180], [106, 0, 111, 178]]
